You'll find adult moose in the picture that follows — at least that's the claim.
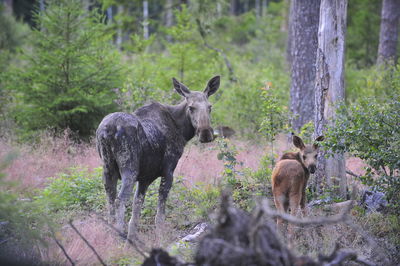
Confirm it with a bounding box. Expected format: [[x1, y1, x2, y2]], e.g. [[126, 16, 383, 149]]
[[96, 76, 220, 241], [271, 135, 324, 228]]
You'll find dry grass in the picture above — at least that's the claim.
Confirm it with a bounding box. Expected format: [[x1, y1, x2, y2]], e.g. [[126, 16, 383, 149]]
[[0, 131, 101, 191]]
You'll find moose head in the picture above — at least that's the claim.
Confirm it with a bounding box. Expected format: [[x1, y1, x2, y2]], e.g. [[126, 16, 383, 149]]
[[172, 76, 220, 143], [293, 135, 325, 173]]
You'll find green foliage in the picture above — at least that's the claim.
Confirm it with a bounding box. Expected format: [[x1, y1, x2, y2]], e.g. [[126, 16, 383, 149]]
[[7, 0, 124, 139], [216, 138, 241, 186], [216, 138, 271, 211], [36, 167, 105, 213], [324, 93, 400, 214], [346, 0, 381, 67]]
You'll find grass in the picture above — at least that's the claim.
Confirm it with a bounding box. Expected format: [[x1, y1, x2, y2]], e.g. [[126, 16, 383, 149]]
[[1, 132, 399, 265]]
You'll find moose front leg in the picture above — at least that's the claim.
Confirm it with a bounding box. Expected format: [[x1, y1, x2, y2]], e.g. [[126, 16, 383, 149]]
[[155, 175, 173, 233]]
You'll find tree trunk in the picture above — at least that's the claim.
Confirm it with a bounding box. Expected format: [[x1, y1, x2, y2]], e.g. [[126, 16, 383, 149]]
[[314, 0, 347, 198], [255, 0, 261, 18], [3, 0, 13, 15], [286, 0, 294, 66], [262, 0, 268, 17], [116, 5, 123, 50], [289, 0, 320, 132], [377, 0, 400, 65], [143, 0, 149, 40]]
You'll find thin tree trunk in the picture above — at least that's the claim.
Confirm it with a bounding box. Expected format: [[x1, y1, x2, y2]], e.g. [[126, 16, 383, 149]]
[[3, 0, 13, 15], [314, 0, 347, 198], [290, 0, 320, 132], [116, 5, 123, 50], [286, 0, 295, 66], [255, 0, 261, 18], [143, 0, 149, 40], [262, 0, 268, 17], [377, 0, 400, 65]]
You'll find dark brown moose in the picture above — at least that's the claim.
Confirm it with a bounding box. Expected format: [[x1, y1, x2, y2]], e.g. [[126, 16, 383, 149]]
[[271, 135, 324, 228], [96, 76, 220, 241]]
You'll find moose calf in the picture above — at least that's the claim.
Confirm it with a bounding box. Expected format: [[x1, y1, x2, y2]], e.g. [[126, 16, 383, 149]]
[[271, 135, 324, 228]]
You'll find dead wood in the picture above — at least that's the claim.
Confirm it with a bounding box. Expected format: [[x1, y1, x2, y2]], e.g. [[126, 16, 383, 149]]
[[143, 191, 375, 266]]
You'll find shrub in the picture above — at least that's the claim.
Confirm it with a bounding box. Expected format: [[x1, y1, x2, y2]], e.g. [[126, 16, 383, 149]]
[[36, 167, 105, 213], [324, 94, 400, 214]]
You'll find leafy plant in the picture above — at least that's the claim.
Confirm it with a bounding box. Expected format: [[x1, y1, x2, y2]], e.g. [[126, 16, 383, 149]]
[[259, 82, 289, 165], [324, 94, 400, 214], [36, 167, 105, 213]]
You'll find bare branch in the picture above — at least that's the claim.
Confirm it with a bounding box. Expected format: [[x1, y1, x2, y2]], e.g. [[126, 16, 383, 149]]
[[259, 198, 355, 227], [94, 215, 149, 258], [346, 169, 361, 178], [68, 220, 107, 266], [51, 231, 75, 266]]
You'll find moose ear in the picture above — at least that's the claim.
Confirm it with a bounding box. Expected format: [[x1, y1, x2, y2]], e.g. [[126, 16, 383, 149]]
[[204, 75, 220, 97], [313, 135, 325, 149], [172, 78, 191, 98], [293, 135, 305, 150]]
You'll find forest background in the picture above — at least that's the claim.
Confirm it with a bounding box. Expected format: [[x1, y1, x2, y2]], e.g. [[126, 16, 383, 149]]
[[0, 0, 399, 265]]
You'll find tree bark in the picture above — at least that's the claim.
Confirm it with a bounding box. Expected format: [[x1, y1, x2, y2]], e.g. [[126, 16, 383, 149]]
[[289, 0, 320, 132], [314, 0, 347, 198], [377, 0, 400, 65]]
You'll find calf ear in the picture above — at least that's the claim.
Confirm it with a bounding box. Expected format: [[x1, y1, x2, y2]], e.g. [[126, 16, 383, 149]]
[[172, 78, 191, 97], [313, 135, 324, 149], [204, 75, 220, 97], [293, 135, 305, 150]]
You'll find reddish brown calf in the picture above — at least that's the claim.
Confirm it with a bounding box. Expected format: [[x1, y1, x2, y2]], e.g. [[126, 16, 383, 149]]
[[271, 135, 324, 227]]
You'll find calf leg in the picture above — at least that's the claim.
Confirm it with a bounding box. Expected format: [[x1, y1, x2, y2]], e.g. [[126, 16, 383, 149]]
[[127, 181, 149, 242], [115, 168, 137, 232], [288, 193, 302, 242], [273, 193, 287, 230]]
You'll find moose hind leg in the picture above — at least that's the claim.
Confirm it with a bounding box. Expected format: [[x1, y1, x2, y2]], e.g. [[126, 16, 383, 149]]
[[103, 164, 119, 223], [156, 175, 173, 233], [115, 168, 137, 232], [127, 181, 149, 241]]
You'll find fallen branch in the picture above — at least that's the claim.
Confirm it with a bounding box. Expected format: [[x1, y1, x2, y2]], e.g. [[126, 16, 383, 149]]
[[196, 19, 237, 83], [259, 198, 355, 227], [68, 220, 107, 266]]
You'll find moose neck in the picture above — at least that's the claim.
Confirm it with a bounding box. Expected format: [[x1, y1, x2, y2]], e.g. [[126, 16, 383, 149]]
[[166, 101, 196, 142]]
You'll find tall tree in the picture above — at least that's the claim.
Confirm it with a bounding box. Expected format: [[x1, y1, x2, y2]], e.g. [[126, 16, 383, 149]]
[[377, 0, 400, 65], [11, 0, 124, 138], [314, 0, 348, 197], [289, 0, 320, 132]]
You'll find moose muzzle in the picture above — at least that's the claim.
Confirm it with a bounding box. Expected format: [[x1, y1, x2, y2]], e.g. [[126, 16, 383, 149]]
[[198, 127, 214, 143]]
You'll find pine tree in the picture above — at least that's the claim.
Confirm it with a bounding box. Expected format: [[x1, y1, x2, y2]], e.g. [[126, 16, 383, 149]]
[[13, 0, 124, 139]]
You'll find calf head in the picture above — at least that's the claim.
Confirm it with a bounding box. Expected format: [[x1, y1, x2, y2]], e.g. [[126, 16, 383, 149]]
[[293, 135, 324, 174], [172, 76, 220, 143]]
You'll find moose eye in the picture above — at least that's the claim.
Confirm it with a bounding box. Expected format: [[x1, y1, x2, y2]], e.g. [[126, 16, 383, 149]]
[[189, 106, 195, 112], [314, 155, 318, 159]]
